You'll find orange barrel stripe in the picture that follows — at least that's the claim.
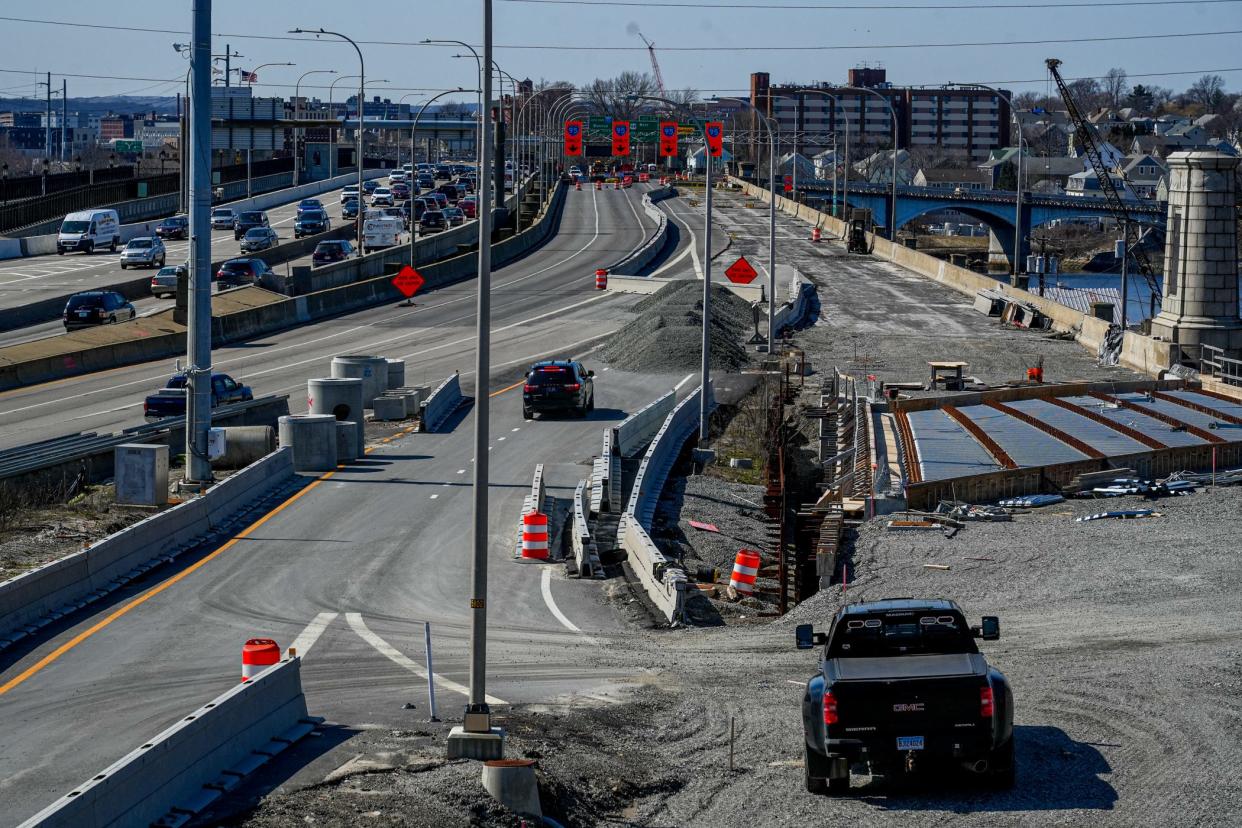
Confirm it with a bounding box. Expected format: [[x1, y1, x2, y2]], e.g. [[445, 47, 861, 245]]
[[241, 637, 281, 682], [729, 550, 762, 595], [521, 511, 549, 559]]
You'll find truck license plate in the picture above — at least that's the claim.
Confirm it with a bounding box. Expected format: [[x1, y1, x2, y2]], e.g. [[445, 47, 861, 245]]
[[897, 736, 924, 751]]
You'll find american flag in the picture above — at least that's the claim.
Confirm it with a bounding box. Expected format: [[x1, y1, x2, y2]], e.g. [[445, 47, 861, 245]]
[[239, 69, 258, 83]]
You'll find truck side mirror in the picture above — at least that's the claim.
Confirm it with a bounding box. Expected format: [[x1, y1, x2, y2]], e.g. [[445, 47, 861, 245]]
[[980, 616, 1000, 641], [795, 624, 815, 650]]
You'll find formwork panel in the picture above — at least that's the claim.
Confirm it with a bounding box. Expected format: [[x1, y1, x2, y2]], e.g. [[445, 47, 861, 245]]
[[1062, 395, 1206, 448], [1112, 392, 1226, 432], [954, 404, 1088, 467], [1006, 398, 1150, 457], [906, 409, 1002, 482], [1163, 389, 1242, 421]]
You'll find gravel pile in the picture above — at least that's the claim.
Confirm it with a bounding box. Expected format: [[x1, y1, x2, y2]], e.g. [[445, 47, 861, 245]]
[[599, 280, 753, 373]]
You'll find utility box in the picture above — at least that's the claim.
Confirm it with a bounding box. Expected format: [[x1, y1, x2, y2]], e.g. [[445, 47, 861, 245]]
[[114, 444, 169, 507], [208, 428, 227, 460]]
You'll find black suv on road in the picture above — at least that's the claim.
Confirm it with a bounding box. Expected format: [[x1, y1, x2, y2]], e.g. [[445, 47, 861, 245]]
[[522, 360, 594, 419]]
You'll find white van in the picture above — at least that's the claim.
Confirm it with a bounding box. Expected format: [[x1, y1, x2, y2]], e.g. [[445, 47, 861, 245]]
[[362, 215, 409, 251], [58, 209, 121, 255]]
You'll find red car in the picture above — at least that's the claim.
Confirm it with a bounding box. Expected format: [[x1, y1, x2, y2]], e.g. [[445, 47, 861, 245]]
[[391, 181, 412, 200], [216, 257, 272, 288], [460, 198, 477, 219]]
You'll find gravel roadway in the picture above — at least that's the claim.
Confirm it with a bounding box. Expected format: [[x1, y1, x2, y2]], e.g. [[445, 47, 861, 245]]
[[215, 477, 1242, 828]]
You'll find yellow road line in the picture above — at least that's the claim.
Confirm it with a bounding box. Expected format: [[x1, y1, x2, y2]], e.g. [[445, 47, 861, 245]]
[[0, 386, 519, 694]]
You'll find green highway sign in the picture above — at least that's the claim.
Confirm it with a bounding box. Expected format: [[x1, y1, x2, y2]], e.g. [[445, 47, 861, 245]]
[[636, 115, 659, 141], [113, 140, 143, 154], [587, 115, 611, 140]]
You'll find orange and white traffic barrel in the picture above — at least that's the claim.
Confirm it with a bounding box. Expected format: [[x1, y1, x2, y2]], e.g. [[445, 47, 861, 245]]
[[521, 511, 549, 559], [729, 550, 761, 595], [575, 179, 582, 190], [595, 180, 602, 190], [595, 268, 608, 290], [241, 638, 280, 682], [614, 180, 621, 190], [812, 227, 822, 242]]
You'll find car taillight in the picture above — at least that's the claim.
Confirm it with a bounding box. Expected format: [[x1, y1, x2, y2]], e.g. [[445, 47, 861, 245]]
[[980, 686, 995, 718], [523, 384, 536, 392], [143, 400, 148, 414], [564, 383, 581, 391], [822, 690, 839, 726]]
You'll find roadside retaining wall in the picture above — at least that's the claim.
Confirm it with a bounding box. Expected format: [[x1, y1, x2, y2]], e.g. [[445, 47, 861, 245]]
[[0, 447, 295, 650], [20, 657, 317, 828], [730, 178, 1175, 378]]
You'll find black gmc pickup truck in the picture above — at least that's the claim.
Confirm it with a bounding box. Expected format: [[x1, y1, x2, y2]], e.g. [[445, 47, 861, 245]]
[[797, 598, 1014, 794]]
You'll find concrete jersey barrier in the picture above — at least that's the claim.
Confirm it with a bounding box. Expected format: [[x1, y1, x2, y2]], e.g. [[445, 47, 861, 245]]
[[605, 185, 675, 276], [0, 447, 295, 651], [20, 657, 319, 828], [615, 384, 710, 624], [571, 479, 602, 578], [612, 389, 676, 458], [421, 373, 463, 432]]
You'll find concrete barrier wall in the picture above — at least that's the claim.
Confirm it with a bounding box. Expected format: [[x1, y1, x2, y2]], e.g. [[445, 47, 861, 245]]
[[616, 384, 710, 624], [0, 181, 565, 389], [0, 448, 294, 649], [606, 185, 675, 276], [421, 373, 463, 432], [732, 178, 1177, 378], [771, 267, 818, 336], [612, 389, 676, 458], [572, 479, 595, 577], [20, 657, 315, 828], [515, 463, 548, 558], [605, 275, 765, 303], [601, 428, 618, 512], [3, 170, 387, 264]]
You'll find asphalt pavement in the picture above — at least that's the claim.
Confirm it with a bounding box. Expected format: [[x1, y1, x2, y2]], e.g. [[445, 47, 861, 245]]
[[0, 183, 356, 318], [0, 181, 688, 825]]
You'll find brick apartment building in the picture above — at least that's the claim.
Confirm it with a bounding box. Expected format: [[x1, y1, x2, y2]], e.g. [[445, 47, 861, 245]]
[[750, 67, 1011, 160]]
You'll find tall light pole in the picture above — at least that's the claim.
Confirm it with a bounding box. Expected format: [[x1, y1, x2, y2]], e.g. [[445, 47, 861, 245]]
[[836, 85, 899, 237], [446, 0, 501, 759], [634, 93, 713, 439], [408, 88, 472, 267], [397, 92, 421, 168], [185, 0, 214, 487], [783, 89, 848, 220], [247, 62, 295, 86], [422, 39, 484, 182], [952, 82, 1024, 282], [291, 28, 364, 249], [294, 68, 336, 185], [715, 96, 777, 351]]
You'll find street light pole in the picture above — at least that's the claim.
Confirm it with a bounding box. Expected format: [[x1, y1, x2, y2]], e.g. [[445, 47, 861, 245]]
[[186, 0, 214, 487], [292, 28, 364, 255], [837, 85, 898, 237], [408, 88, 472, 267], [294, 69, 336, 186], [952, 82, 1023, 282], [715, 96, 777, 350]]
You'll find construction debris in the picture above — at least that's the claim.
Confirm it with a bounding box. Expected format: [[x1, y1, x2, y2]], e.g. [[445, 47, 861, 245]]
[[998, 493, 1065, 508], [1076, 509, 1159, 522], [688, 520, 719, 533], [923, 563, 952, 570], [936, 502, 1011, 522]]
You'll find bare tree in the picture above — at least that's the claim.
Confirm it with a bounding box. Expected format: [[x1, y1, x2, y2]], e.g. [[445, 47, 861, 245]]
[[1103, 68, 1128, 111], [665, 86, 699, 110], [1188, 74, 1227, 113], [582, 71, 657, 122]]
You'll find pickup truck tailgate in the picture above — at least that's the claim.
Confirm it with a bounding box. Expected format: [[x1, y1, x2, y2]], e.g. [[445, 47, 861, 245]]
[[828, 655, 989, 745]]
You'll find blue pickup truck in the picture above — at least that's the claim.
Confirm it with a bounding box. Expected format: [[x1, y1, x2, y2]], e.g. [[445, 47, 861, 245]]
[[143, 372, 253, 420]]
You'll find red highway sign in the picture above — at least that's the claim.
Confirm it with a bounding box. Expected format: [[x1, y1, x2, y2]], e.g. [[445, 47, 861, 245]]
[[724, 256, 759, 285], [392, 265, 425, 298]]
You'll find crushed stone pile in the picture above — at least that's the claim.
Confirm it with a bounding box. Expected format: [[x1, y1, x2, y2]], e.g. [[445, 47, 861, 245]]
[[599, 280, 754, 373]]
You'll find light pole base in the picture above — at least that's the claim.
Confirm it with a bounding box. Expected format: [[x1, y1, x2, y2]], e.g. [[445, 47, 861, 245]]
[[447, 726, 505, 760]]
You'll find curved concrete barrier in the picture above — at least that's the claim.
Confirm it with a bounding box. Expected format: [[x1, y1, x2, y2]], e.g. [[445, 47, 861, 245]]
[[0, 448, 295, 651], [615, 383, 712, 624], [612, 389, 676, 458], [605, 185, 675, 276], [19, 657, 319, 828]]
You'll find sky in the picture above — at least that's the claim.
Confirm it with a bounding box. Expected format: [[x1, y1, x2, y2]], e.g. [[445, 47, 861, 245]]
[[0, 0, 1240, 106]]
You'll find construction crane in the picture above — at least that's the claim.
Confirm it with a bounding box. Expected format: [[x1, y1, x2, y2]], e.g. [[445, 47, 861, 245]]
[[1046, 58, 1160, 309], [636, 31, 667, 98]]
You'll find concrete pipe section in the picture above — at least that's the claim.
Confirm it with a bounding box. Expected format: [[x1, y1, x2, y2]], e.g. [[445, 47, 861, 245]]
[[481, 759, 542, 819], [335, 421, 359, 463], [308, 377, 365, 458], [277, 414, 338, 472], [211, 426, 276, 469], [385, 358, 405, 390], [330, 355, 390, 407]]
